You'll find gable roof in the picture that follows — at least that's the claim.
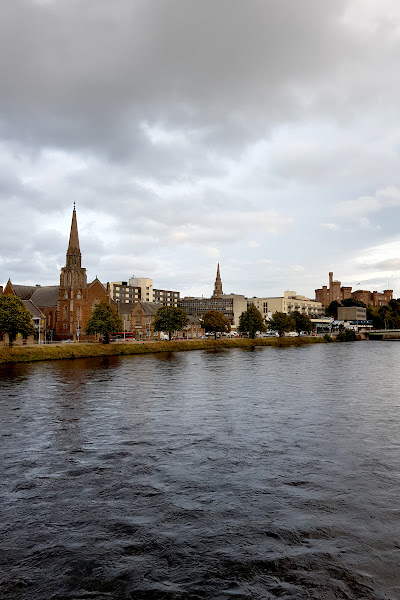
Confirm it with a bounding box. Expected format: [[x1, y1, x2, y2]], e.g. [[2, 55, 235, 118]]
[[31, 286, 59, 307], [22, 299, 43, 319], [187, 314, 202, 325], [138, 301, 163, 316], [118, 302, 136, 315], [10, 284, 38, 300]]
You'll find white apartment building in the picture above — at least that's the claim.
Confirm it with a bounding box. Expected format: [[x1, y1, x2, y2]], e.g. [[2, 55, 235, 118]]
[[248, 291, 324, 319], [110, 278, 180, 307]]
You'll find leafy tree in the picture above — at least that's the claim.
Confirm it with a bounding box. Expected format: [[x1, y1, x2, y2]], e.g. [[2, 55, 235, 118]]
[[267, 312, 294, 337], [337, 329, 356, 342], [366, 306, 382, 329], [291, 311, 312, 335], [237, 304, 266, 339], [202, 310, 231, 339], [389, 299, 400, 312], [0, 295, 35, 346], [154, 306, 188, 340], [341, 298, 366, 308], [326, 300, 341, 318], [85, 301, 123, 344]]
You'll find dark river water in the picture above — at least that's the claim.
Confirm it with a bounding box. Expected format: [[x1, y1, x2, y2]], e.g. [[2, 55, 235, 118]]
[[1, 342, 400, 599]]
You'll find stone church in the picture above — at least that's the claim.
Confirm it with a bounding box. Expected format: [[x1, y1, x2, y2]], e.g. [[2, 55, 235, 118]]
[[2, 206, 114, 341]]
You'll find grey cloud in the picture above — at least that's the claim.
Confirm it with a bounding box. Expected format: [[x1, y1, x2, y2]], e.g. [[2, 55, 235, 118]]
[[360, 258, 400, 272], [3, 2, 400, 298], [0, 0, 372, 159]]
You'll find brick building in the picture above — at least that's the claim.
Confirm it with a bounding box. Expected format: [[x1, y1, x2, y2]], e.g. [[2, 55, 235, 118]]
[[315, 272, 393, 308], [3, 205, 114, 341], [56, 206, 114, 340]]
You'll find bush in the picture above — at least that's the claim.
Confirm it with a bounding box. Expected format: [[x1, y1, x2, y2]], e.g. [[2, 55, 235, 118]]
[[337, 329, 356, 342], [323, 333, 333, 343]]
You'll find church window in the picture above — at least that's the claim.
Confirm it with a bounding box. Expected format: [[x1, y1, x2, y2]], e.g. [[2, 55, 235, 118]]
[[63, 305, 68, 320], [76, 306, 81, 321], [64, 290, 68, 299], [76, 290, 81, 300], [93, 298, 100, 308]]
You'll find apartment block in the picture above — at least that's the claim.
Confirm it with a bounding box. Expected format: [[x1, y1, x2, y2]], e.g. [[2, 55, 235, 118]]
[[249, 292, 324, 318], [111, 277, 180, 307]]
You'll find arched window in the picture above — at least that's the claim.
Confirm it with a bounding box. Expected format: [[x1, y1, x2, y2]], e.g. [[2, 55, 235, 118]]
[[63, 305, 68, 320], [93, 297, 100, 308]]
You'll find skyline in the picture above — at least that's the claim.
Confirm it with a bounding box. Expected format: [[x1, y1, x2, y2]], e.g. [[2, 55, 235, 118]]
[[1, 1, 400, 299]]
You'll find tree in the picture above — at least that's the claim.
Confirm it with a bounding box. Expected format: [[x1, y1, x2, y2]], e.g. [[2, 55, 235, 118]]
[[154, 306, 188, 340], [202, 310, 231, 339], [291, 311, 312, 335], [341, 298, 366, 308], [85, 301, 123, 344], [267, 312, 294, 337], [326, 300, 341, 318], [237, 304, 266, 339], [0, 295, 35, 346]]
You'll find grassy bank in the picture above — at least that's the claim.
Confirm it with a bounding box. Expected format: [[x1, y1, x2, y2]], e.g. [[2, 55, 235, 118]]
[[0, 336, 326, 365]]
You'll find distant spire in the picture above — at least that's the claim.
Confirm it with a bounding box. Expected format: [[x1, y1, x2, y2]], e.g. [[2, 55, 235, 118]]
[[212, 263, 223, 298], [66, 204, 81, 268]]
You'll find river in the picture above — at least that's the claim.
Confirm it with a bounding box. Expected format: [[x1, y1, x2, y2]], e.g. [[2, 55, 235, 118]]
[[1, 342, 400, 599]]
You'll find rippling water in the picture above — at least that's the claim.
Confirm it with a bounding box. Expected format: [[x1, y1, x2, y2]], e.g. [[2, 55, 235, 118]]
[[1, 342, 400, 599]]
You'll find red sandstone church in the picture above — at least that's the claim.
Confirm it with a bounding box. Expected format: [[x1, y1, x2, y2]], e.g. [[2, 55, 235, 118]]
[[2, 206, 114, 341]]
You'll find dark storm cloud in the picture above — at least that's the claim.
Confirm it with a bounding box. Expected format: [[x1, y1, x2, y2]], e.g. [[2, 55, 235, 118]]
[[0, 0, 356, 158]]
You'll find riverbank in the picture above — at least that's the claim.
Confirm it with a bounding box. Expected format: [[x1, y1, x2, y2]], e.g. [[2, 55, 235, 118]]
[[0, 336, 326, 364]]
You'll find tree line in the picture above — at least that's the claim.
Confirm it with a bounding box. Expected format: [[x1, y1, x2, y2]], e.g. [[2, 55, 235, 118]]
[[0, 296, 313, 345], [326, 297, 400, 330]]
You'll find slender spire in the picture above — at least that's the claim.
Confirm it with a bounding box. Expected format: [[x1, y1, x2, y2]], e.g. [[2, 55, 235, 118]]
[[212, 262, 223, 298], [66, 204, 81, 268]]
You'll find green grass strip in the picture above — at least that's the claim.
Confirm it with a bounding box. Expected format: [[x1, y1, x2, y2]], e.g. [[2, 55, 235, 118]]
[[0, 336, 326, 365]]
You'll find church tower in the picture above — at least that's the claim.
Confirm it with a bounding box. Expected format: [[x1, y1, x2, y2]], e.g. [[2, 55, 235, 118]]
[[212, 263, 223, 298], [57, 204, 88, 338]]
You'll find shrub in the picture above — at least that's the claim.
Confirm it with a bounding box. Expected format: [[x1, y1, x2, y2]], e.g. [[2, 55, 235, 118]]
[[337, 329, 356, 342]]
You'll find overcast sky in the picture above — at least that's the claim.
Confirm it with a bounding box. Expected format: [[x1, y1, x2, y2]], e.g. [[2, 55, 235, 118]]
[[2, 0, 400, 299]]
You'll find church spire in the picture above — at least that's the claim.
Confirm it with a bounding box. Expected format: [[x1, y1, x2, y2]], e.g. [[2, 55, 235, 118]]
[[66, 203, 81, 268], [212, 263, 223, 298]]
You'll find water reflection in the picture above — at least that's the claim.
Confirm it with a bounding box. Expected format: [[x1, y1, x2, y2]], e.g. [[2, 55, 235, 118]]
[[1, 343, 400, 599]]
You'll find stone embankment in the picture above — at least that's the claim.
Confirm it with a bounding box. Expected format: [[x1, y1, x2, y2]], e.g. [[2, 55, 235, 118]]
[[0, 336, 326, 364]]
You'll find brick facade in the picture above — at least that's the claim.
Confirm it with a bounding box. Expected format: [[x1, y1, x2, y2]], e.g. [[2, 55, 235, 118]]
[[316, 272, 392, 308]]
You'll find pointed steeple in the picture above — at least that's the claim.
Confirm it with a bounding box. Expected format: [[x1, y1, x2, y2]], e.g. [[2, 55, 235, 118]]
[[66, 203, 81, 268], [212, 263, 223, 298]]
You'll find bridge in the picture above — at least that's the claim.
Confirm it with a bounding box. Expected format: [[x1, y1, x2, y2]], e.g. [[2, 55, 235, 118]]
[[366, 330, 400, 340]]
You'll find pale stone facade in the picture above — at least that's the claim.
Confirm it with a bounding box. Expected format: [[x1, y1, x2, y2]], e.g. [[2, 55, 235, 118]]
[[249, 292, 324, 318], [110, 278, 180, 307]]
